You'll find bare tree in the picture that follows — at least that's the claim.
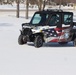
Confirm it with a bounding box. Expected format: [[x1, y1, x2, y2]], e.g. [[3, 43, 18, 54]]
[[28, 0, 44, 11], [59, 0, 61, 9], [16, 0, 20, 18], [25, 0, 44, 19], [43, 0, 46, 10], [26, 0, 29, 19], [0, 0, 4, 5]]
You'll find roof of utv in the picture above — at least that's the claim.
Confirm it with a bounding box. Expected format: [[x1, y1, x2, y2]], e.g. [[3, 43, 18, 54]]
[[35, 9, 73, 14]]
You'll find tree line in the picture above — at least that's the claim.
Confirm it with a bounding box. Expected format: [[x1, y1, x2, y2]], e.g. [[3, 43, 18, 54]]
[[0, 0, 46, 18], [0, 0, 76, 19], [14, 0, 76, 19]]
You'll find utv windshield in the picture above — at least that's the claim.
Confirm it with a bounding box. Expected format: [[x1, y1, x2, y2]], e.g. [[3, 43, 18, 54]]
[[30, 13, 48, 25]]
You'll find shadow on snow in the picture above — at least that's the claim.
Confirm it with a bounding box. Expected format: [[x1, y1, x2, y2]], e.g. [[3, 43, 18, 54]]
[[0, 23, 13, 27], [27, 42, 74, 48]]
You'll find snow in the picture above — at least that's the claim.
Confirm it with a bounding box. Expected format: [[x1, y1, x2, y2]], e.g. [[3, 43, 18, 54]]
[[45, 5, 74, 10], [0, 5, 76, 75], [0, 4, 76, 10], [0, 4, 38, 10]]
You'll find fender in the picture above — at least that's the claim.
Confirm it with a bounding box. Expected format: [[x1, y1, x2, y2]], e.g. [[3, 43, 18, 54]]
[[20, 30, 23, 35]]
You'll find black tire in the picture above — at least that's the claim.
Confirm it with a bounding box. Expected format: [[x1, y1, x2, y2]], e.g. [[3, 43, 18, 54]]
[[34, 36, 43, 48], [18, 35, 27, 45], [23, 36, 27, 44], [74, 38, 76, 47], [58, 42, 68, 45]]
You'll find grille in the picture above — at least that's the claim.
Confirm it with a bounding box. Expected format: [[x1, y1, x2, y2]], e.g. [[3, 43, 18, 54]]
[[23, 28, 32, 35]]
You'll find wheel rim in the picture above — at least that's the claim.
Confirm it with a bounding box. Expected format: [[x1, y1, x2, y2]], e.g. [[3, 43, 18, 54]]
[[23, 36, 27, 43], [38, 38, 43, 47]]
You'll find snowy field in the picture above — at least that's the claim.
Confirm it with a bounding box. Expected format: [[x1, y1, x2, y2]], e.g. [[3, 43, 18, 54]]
[[0, 5, 76, 75]]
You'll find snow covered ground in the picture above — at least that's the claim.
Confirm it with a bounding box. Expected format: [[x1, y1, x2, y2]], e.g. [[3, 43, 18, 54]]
[[0, 5, 76, 75], [0, 4, 76, 10], [0, 4, 38, 10]]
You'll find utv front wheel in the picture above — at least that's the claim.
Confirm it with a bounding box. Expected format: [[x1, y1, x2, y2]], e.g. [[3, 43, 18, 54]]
[[34, 36, 43, 48], [18, 35, 27, 45], [74, 38, 76, 47]]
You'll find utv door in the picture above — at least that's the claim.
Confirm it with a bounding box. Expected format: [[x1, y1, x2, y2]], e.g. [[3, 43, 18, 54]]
[[60, 13, 73, 41], [44, 13, 61, 42]]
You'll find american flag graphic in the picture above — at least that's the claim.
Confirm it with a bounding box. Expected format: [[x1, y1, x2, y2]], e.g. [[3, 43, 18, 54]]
[[42, 27, 71, 42], [42, 28, 58, 38]]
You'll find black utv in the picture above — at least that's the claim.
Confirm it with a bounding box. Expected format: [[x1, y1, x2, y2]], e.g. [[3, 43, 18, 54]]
[[18, 9, 76, 48]]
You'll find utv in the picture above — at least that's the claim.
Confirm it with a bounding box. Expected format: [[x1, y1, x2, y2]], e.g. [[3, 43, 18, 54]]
[[18, 9, 76, 48]]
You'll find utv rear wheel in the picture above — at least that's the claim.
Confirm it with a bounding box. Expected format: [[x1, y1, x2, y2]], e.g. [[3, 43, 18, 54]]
[[34, 36, 43, 48], [74, 38, 76, 47], [18, 35, 27, 45], [58, 42, 68, 45]]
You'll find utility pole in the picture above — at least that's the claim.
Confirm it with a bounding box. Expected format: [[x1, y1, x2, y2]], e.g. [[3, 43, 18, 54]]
[[26, 0, 29, 19], [16, 0, 20, 18]]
